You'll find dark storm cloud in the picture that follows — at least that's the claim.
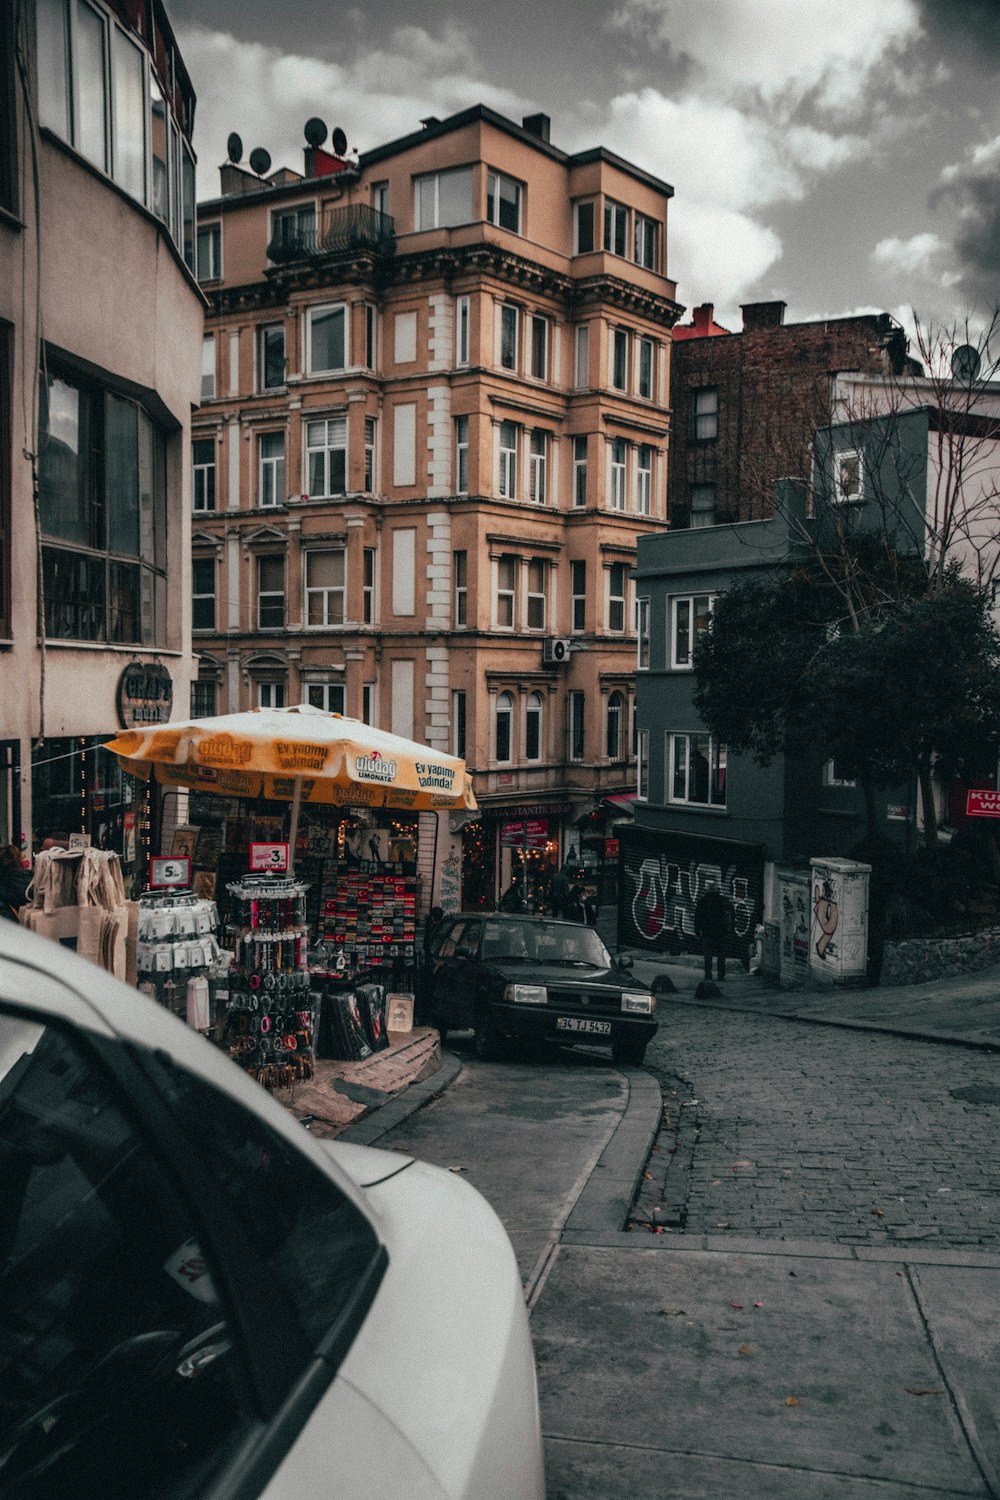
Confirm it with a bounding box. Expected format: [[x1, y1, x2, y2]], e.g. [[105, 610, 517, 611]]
[[915, 0, 1000, 63], [930, 154, 1000, 307]]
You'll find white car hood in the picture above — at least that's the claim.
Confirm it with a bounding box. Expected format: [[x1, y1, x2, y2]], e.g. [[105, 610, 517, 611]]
[[323, 1138, 413, 1187]]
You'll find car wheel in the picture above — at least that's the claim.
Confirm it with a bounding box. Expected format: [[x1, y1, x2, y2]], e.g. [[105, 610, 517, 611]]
[[474, 1006, 504, 1062], [612, 1037, 649, 1067]]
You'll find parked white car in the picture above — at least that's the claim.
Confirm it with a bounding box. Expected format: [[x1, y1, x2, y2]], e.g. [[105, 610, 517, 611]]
[[0, 922, 545, 1500]]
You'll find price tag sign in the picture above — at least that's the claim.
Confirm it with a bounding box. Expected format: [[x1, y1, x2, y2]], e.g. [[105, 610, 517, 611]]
[[149, 856, 191, 888], [966, 789, 1000, 818], [250, 842, 289, 872]]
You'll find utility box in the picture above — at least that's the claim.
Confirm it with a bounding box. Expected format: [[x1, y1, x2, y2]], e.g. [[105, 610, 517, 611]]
[[777, 868, 811, 989], [809, 857, 871, 986]]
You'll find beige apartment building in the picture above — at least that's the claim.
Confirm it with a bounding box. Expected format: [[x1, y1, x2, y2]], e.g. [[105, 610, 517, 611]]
[[1, 0, 202, 865], [191, 105, 681, 907]]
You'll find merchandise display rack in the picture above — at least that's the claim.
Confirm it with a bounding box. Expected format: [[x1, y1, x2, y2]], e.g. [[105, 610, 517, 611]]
[[223, 875, 315, 1090]]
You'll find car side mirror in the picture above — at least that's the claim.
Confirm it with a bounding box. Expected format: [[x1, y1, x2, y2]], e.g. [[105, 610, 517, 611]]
[[618, 954, 634, 970]]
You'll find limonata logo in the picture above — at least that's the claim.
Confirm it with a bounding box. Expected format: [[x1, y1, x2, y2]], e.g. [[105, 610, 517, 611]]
[[355, 749, 397, 783]]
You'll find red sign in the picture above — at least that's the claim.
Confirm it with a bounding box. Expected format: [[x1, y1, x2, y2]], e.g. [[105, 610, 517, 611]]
[[500, 818, 549, 849], [250, 842, 290, 871], [605, 837, 620, 859], [966, 789, 1000, 818]]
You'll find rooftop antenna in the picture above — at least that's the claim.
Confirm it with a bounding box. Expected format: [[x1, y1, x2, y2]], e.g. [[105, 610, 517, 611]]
[[248, 146, 272, 178], [951, 344, 982, 383], [226, 132, 243, 164]]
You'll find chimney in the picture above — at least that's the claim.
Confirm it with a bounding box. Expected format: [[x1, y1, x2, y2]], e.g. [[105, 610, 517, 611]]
[[741, 300, 786, 332], [522, 112, 551, 142], [420, 116, 441, 130], [692, 303, 715, 334]]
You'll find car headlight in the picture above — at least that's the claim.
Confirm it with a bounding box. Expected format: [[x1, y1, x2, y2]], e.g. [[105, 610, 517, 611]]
[[621, 991, 654, 1015], [503, 983, 547, 1006]]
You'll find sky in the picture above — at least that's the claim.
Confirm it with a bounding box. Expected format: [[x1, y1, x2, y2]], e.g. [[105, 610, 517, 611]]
[[170, 0, 1000, 342]]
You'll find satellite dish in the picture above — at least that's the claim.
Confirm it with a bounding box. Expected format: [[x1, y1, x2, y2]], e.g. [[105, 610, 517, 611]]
[[331, 125, 348, 157], [304, 117, 327, 148], [226, 132, 243, 164], [951, 344, 982, 383], [248, 147, 272, 177]]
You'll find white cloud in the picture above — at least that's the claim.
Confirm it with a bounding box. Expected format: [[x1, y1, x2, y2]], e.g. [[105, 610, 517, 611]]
[[667, 201, 783, 323], [872, 232, 945, 274], [612, 0, 919, 113]]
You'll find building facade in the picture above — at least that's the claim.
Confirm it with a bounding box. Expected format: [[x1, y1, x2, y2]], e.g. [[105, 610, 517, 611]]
[[190, 105, 681, 908], [0, 0, 203, 863]]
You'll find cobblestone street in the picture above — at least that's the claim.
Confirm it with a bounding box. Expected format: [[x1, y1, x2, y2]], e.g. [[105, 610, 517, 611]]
[[636, 1005, 1000, 1247]]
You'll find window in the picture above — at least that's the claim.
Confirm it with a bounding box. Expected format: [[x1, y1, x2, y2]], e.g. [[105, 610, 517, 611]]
[[75, 1, 108, 170], [307, 304, 347, 375], [610, 437, 627, 510], [690, 483, 716, 528], [452, 689, 467, 758], [525, 692, 543, 761], [530, 316, 548, 380], [637, 445, 652, 515], [257, 555, 284, 628], [487, 170, 521, 232], [191, 678, 217, 717], [824, 757, 857, 787], [364, 304, 376, 369], [192, 439, 215, 512], [604, 199, 629, 256], [39, 371, 167, 645], [608, 562, 626, 632], [414, 166, 473, 230], [306, 415, 347, 498], [192, 557, 215, 631], [307, 682, 346, 714], [362, 681, 375, 725], [258, 680, 286, 709], [454, 550, 468, 626], [568, 691, 585, 761], [149, 74, 167, 223], [363, 417, 376, 494], [271, 204, 315, 255], [363, 547, 376, 624], [526, 559, 546, 630], [634, 213, 658, 269], [259, 324, 285, 390], [574, 201, 595, 254], [500, 305, 518, 371], [258, 432, 285, 508], [671, 593, 714, 668], [670, 732, 727, 806], [637, 729, 649, 799], [637, 597, 650, 669], [497, 555, 516, 627], [456, 295, 470, 366], [305, 549, 346, 627], [197, 224, 221, 282], [373, 181, 389, 217], [201, 336, 215, 402], [575, 435, 590, 510], [693, 387, 719, 441], [834, 449, 864, 503], [455, 415, 469, 494], [607, 690, 625, 759], [571, 560, 586, 632], [111, 25, 145, 201], [498, 421, 518, 499], [0, 1013, 257, 1498], [638, 337, 654, 400], [575, 325, 590, 388], [495, 692, 514, 762], [612, 328, 628, 391], [529, 430, 547, 504]]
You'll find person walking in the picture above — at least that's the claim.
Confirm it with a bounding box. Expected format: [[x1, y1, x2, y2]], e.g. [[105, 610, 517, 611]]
[[550, 862, 571, 919], [499, 878, 526, 913], [694, 879, 732, 981]]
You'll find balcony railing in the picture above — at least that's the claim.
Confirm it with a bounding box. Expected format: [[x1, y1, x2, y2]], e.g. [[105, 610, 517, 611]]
[[267, 205, 395, 265]]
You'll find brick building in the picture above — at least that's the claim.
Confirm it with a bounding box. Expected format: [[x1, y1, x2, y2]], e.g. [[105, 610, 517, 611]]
[[190, 105, 682, 909], [668, 301, 920, 528]]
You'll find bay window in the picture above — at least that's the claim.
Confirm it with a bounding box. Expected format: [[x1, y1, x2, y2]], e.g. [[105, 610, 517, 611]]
[[307, 304, 347, 375], [638, 337, 654, 400], [530, 315, 548, 380], [604, 199, 629, 257], [612, 328, 628, 391], [306, 415, 347, 498], [669, 733, 727, 807], [636, 445, 652, 515], [496, 555, 516, 628], [571, 560, 586, 632], [305, 549, 346, 627], [498, 421, 518, 499], [414, 166, 473, 230], [487, 170, 522, 232], [610, 437, 627, 510], [526, 559, 546, 630], [500, 305, 518, 372], [573, 434, 588, 506], [258, 432, 285, 508], [259, 324, 285, 390], [455, 415, 469, 494], [607, 563, 626, 632], [529, 430, 547, 504], [634, 213, 658, 269], [671, 593, 714, 668]]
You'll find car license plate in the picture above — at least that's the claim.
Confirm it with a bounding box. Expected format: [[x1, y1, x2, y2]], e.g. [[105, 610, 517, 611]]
[[556, 1017, 612, 1035]]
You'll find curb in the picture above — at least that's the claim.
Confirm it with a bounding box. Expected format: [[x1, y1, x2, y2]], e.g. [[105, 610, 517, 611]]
[[670, 993, 1000, 1053], [562, 1067, 662, 1235], [338, 1047, 463, 1146]]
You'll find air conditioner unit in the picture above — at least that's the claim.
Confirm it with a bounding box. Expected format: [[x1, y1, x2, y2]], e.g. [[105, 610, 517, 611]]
[[543, 637, 572, 666]]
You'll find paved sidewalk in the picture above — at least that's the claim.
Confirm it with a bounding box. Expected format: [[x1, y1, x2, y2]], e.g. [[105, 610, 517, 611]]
[[283, 1026, 443, 1137]]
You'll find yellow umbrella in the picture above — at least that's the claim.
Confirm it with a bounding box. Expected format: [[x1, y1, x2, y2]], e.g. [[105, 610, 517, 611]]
[[105, 703, 477, 871]]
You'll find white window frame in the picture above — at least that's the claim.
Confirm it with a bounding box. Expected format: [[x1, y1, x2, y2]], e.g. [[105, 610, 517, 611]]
[[498, 421, 518, 499], [496, 555, 517, 629], [670, 593, 715, 669], [525, 559, 546, 631], [486, 169, 522, 233], [364, 304, 376, 369], [606, 690, 625, 761], [456, 295, 470, 366], [495, 691, 514, 764], [824, 757, 857, 788], [693, 387, 719, 441], [611, 328, 628, 392], [568, 690, 586, 762], [574, 200, 596, 255], [607, 563, 627, 633], [305, 415, 347, 499], [690, 483, 716, 528], [363, 546, 377, 625], [257, 680, 286, 710], [571, 560, 586, 633], [636, 446, 652, 516], [633, 213, 658, 269], [306, 302, 348, 376], [454, 549, 468, 627], [525, 692, 543, 762], [604, 198, 629, 257], [636, 729, 649, 800], [574, 324, 590, 388], [362, 681, 376, 725], [192, 438, 215, 513], [834, 448, 864, 504], [455, 415, 469, 495], [530, 314, 549, 380], [637, 597, 650, 670], [529, 430, 547, 504], [307, 681, 346, 715], [573, 435, 588, 508], [258, 430, 285, 508], [452, 688, 467, 758], [637, 337, 654, 400], [201, 335, 215, 402], [363, 416, 376, 494], [191, 556, 215, 632], [373, 181, 389, 218], [270, 203, 316, 255], [258, 322, 285, 391], [668, 732, 727, 808], [304, 548, 347, 629], [499, 304, 519, 372], [197, 222, 221, 282], [414, 166, 473, 231], [256, 555, 285, 630], [610, 437, 627, 511]]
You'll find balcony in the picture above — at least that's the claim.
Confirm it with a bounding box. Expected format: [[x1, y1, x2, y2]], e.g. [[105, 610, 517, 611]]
[[267, 205, 395, 265]]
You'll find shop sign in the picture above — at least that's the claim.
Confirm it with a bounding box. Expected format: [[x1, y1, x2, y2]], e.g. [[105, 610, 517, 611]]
[[486, 801, 573, 821], [250, 842, 289, 872], [116, 660, 173, 729], [886, 804, 910, 822], [500, 818, 549, 849], [966, 789, 1000, 818], [149, 856, 191, 889], [605, 837, 620, 859]]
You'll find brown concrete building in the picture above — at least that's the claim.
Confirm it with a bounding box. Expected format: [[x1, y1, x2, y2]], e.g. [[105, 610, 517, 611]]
[[191, 105, 681, 908], [668, 300, 920, 528], [0, 0, 203, 862]]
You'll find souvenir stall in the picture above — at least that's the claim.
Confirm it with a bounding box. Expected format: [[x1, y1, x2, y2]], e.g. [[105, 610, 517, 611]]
[[104, 705, 477, 1081]]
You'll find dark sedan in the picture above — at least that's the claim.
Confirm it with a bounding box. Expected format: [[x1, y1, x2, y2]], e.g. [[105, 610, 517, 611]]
[[426, 913, 657, 1065]]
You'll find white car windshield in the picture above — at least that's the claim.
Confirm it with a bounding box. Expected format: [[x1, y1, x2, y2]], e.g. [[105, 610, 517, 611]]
[[481, 920, 611, 967]]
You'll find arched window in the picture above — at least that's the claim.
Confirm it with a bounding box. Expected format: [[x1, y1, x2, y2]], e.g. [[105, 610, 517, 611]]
[[525, 692, 543, 761], [606, 690, 624, 760], [495, 692, 514, 763]]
